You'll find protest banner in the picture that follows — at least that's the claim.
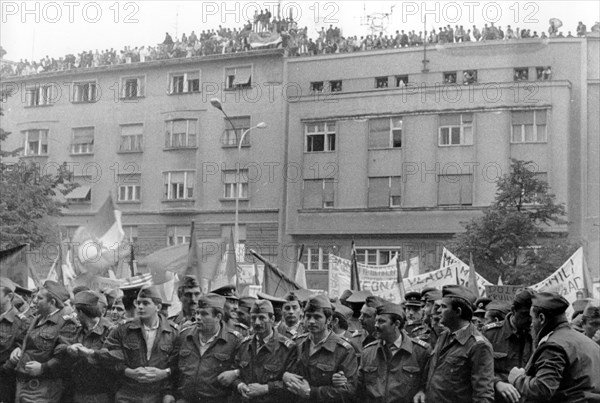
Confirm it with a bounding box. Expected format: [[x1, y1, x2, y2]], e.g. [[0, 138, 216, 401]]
[[485, 285, 527, 302]]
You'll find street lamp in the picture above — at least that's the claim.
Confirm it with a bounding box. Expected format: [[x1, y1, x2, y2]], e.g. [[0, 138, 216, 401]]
[[210, 98, 267, 247]]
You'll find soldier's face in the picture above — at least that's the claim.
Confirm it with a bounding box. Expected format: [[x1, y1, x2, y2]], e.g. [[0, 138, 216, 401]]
[[196, 308, 221, 335], [406, 306, 422, 321], [530, 308, 544, 339], [224, 298, 239, 321], [582, 316, 600, 340], [304, 309, 330, 335], [110, 305, 125, 322], [283, 301, 302, 326], [374, 314, 399, 342], [0, 288, 11, 310], [439, 298, 459, 328], [512, 307, 532, 332], [181, 287, 201, 313], [252, 312, 273, 336], [35, 290, 52, 316], [236, 309, 251, 327], [359, 306, 377, 334], [135, 297, 160, 320]]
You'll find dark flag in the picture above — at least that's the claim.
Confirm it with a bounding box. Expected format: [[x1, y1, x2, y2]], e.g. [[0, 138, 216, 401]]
[[350, 241, 361, 291], [251, 249, 301, 298]]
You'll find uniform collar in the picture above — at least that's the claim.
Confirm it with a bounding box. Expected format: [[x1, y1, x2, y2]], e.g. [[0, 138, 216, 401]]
[[303, 331, 337, 352], [0, 306, 18, 323], [452, 323, 475, 345], [129, 316, 173, 333]]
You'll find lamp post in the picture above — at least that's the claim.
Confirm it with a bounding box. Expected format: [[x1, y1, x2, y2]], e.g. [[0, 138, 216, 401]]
[[210, 98, 267, 247]]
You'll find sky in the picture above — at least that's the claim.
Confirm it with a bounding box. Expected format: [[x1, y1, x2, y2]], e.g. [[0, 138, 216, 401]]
[[1, 1, 599, 62]]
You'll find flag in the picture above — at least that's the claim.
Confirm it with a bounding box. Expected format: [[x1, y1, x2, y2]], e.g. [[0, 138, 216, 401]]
[[0, 244, 37, 288], [293, 245, 307, 289], [226, 228, 238, 287], [468, 253, 480, 297], [46, 238, 76, 288], [350, 242, 361, 291], [72, 195, 125, 274], [185, 221, 200, 278], [120, 273, 153, 289], [396, 253, 406, 300], [251, 249, 301, 298]]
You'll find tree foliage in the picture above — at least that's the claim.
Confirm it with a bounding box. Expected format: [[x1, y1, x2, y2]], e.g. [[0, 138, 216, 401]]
[[449, 159, 578, 284]]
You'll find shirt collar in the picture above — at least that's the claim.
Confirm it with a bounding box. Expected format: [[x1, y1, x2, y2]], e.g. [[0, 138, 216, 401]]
[[199, 323, 221, 346], [452, 323, 473, 345]]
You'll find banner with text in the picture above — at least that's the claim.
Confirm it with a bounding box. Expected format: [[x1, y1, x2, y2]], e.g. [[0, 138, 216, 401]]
[[485, 285, 527, 302]]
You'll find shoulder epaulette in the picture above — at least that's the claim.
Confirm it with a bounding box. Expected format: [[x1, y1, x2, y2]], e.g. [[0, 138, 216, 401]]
[[412, 338, 430, 349], [237, 323, 249, 330], [351, 330, 361, 337], [474, 335, 488, 343], [179, 324, 195, 334], [364, 340, 379, 349], [242, 335, 253, 343], [337, 338, 352, 350], [538, 331, 554, 345], [295, 332, 309, 340], [17, 313, 27, 320], [282, 338, 295, 348], [169, 321, 179, 330], [483, 321, 503, 331], [228, 329, 242, 339], [63, 312, 78, 321]]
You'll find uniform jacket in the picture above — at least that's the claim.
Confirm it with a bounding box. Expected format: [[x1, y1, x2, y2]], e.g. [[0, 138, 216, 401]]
[[358, 331, 431, 403], [99, 315, 178, 396], [413, 321, 445, 349], [173, 323, 242, 401], [291, 331, 358, 403], [277, 322, 305, 340], [514, 321, 600, 403], [482, 314, 532, 385], [0, 307, 29, 366], [233, 329, 298, 403], [426, 323, 495, 403]]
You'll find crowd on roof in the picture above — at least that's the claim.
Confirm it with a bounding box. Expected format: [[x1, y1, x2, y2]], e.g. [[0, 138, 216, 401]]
[[1, 17, 596, 77]]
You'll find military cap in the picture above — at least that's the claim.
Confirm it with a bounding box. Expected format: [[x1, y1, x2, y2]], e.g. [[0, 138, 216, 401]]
[[572, 299, 591, 315], [112, 297, 125, 309], [72, 285, 91, 296], [257, 292, 287, 309], [442, 285, 477, 306], [583, 304, 600, 319], [137, 285, 163, 303], [161, 300, 172, 307], [332, 302, 353, 320], [43, 280, 70, 303], [198, 293, 226, 310], [365, 295, 385, 309], [294, 289, 316, 303], [306, 294, 332, 310], [404, 291, 424, 308], [178, 275, 200, 289], [97, 292, 108, 308], [73, 290, 100, 307], [474, 297, 493, 315], [532, 292, 569, 314], [339, 289, 353, 303], [210, 284, 239, 300], [346, 290, 373, 304], [421, 287, 443, 303], [0, 277, 16, 292], [101, 288, 121, 306], [513, 289, 534, 308], [14, 284, 33, 297], [486, 300, 510, 315], [251, 299, 274, 314], [377, 302, 406, 318], [238, 296, 257, 313]]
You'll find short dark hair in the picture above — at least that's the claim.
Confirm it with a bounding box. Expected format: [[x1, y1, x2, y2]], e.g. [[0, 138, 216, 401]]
[[385, 313, 406, 329], [75, 303, 102, 319], [284, 293, 300, 303], [305, 304, 333, 320], [447, 297, 473, 321], [333, 311, 348, 330]]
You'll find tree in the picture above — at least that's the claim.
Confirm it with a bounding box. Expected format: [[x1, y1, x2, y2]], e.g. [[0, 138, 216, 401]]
[[449, 159, 578, 284]]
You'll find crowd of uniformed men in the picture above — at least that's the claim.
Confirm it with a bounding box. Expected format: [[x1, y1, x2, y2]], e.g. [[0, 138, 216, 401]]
[[1, 274, 599, 403]]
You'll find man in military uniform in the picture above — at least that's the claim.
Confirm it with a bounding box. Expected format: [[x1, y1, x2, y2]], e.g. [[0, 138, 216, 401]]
[[212, 284, 247, 335], [236, 296, 256, 333], [403, 291, 424, 334], [169, 275, 201, 326], [108, 297, 126, 325], [482, 289, 534, 403], [483, 300, 510, 326], [331, 302, 361, 354], [99, 285, 178, 403], [166, 293, 242, 403], [581, 303, 600, 345], [348, 294, 380, 349], [425, 285, 494, 403], [283, 295, 358, 403], [257, 292, 287, 329], [412, 287, 444, 348], [120, 283, 144, 320], [10, 280, 78, 403], [508, 292, 600, 402], [226, 299, 298, 402], [277, 292, 305, 339], [473, 297, 492, 331], [0, 277, 30, 403], [66, 290, 117, 403], [346, 290, 372, 333], [358, 302, 431, 403]]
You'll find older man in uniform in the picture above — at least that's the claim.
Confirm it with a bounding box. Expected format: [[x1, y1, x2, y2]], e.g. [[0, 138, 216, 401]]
[[10, 280, 78, 403], [100, 285, 178, 403], [167, 293, 242, 403], [0, 277, 30, 403], [277, 292, 305, 339], [283, 294, 358, 403], [508, 292, 600, 402], [473, 297, 492, 331], [482, 289, 534, 403], [425, 285, 494, 403], [169, 275, 201, 326], [413, 287, 444, 348], [212, 284, 248, 335], [67, 290, 116, 403], [358, 302, 431, 403], [227, 299, 298, 402], [348, 295, 382, 349], [236, 296, 256, 332], [403, 291, 424, 334]]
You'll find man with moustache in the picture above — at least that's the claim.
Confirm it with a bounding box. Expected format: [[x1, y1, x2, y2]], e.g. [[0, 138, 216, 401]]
[[358, 302, 431, 403], [167, 293, 242, 403], [482, 290, 534, 403], [425, 285, 494, 403], [413, 287, 445, 348], [282, 295, 357, 403], [277, 292, 305, 339], [169, 275, 201, 327], [508, 292, 600, 402], [226, 299, 298, 402]]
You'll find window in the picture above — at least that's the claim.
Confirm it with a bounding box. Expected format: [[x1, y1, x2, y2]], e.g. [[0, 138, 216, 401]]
[[165, 119, 197, 148], [438, 174, 473, 206], [368, 117, 402, 149], [169, 71, 200, 94], [375, 76, 389, 88], [303, 179, 334, 208], [72, 81, 98, 102], [368, 176, 402, 207], [25, 84, 54, 106], [443, 72, 457, 84], [514, 68, 529, 81], [330, 80, 342, 92], [221, 116, 251, 147], [119, 124, 143, 152], [536, 66, 552, 81], [65, 179, 92, 203], [310, 81, 324, 92], [511, 110, 547, 143], [123, 226, 138, 243], [305, 122, 336, 152], [395, 75, 408, 87], [356, 248, 401, 265], [301, 247, 334, 271], [167, 225, 191, 246], [117, 174, 141, 203], [163, 171, 195, 200], [121, 76, 145, 98], [439, 114, 473, 146], [225, 66, 252, 89], [463, 70, 477, 85], [221, 224, 247, 243], [22, 129, 48, 156], [71, 127, 94, 154], [223, 170, 249, 199]]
